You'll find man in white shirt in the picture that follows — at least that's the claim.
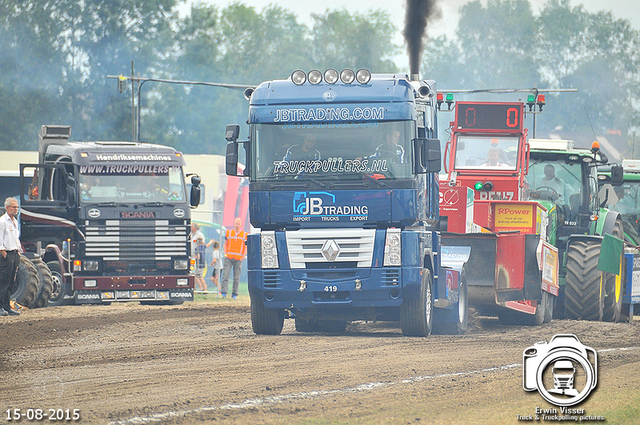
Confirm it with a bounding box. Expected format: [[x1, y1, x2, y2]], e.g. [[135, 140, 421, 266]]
[[0, 197, 22, 316]]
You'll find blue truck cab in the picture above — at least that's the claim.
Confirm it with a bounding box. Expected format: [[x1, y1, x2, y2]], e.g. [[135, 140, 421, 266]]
[[225, 69, 467, 336]]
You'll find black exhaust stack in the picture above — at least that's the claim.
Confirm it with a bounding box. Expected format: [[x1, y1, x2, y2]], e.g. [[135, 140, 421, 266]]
[[403, 0, 441, 81]]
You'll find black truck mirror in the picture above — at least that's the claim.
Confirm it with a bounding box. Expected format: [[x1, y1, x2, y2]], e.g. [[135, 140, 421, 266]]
[[226, 142, 239, 176], [189, 175, 202, 207], [422, 138, 442, 173], [225, 124, 240, 142], [610, 165, 623, 186]]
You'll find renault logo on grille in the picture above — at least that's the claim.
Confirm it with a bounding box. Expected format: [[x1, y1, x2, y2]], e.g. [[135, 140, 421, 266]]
[[321, 240, 340, 262]]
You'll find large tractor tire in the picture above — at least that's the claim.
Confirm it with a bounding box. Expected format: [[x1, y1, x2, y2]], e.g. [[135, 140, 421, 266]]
[[32, 258, 53, 308], [564, 240, 604, 321], [46, 261, 73, 307], [603, 219, 624, 322], [433, 267, 468, 335], [250, 300, 285, 335], [11, 255, 41, 308], [400, 268, 434, 337]]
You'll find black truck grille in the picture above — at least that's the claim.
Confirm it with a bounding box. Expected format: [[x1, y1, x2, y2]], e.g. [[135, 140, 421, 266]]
[[84, 220, 188, 261]]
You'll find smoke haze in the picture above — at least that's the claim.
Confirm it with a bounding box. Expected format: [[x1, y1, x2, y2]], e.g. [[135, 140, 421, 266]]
[[403, 0, 442, 77]]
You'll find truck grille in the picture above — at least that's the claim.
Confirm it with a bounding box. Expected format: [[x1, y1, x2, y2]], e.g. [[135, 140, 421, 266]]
[[286, 229, 375, 269], [84, 220, 188, 261]]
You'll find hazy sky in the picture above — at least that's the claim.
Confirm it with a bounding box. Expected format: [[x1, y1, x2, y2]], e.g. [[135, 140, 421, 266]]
[[179, 0, 640, 72]]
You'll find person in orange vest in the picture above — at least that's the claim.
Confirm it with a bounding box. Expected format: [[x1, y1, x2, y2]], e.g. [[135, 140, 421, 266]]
[[221, 217, 247, 299]]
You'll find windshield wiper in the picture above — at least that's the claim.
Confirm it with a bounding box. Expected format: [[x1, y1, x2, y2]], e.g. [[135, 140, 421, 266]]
[[138, 202, 175, 207], [93, 202, 130, 207], [293, 174, 327, 188]]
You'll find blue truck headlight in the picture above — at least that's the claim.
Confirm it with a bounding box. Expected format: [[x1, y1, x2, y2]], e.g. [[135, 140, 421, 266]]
[[261, 231, 279, 269], [174, 259, 188, 270], [384, 228, 402, 266]]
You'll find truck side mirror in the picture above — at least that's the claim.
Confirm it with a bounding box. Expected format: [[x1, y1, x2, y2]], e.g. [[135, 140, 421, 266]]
[[422, 138, 442, 173], [225, 124, 240, 142], [189, 175, 202, 207], [226, 142, 239, 176], [610, 165, 623, 186]]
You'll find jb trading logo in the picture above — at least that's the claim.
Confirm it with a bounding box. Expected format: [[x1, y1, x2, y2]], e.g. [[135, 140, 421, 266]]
[[293, 192, 368, 222], [517, 334, 604, 422]]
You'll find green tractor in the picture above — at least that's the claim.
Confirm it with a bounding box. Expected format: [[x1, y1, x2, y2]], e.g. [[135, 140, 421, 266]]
[[598, 159, 640, 245], [528, 139, 624, 322]]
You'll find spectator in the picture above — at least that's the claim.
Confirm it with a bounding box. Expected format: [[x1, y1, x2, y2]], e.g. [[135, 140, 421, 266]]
[[0, 197, 21, 316], [190, 223, 207, 292], [207, 240, 223, 296], [221, 217, 247, 299]]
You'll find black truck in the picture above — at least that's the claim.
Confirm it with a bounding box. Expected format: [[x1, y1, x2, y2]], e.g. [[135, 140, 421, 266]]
[[18, 125, 201, 305]]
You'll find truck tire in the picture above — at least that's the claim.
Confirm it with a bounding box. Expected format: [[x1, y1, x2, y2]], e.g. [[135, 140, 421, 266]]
[[32, 258, 53, 308], [46, 261, 73, 307], [400, 268, 434, 337], [11, 255, 40, 308], [433, 267, 468, 335], [564, 240, 604, 321], [603, 220, 624, 322], [250, 300, 284, 335]]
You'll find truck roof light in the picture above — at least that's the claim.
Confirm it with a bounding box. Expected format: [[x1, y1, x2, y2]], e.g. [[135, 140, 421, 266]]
[[308, 70, 322, 85], [324, 69, 339, 84], [356, 69, 371, 84], [591, 140, 600, 152], [291, 70, 306, 85], [537, 94, 545, 111], [527, 94, 536, 111], [340, 68, 356, 84]]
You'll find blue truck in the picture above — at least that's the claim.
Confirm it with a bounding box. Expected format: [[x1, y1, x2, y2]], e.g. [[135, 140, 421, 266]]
[[225, 69, 467, 336]]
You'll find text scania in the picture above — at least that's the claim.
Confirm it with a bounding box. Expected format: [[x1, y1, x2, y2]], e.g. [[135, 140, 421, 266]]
[[274, 107, 384, 122]]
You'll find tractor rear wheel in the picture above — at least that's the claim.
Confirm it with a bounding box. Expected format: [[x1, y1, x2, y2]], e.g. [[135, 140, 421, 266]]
[[32, 258, 53, 308], [11, 256, 41, 308], [564, 240, 604, 321]]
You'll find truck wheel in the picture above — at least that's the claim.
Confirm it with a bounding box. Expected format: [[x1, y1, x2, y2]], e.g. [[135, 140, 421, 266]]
[[564, 240, 604, 321], [603, 220, 624, 322], [32, 258, 53, 308], [250, 300, 284, 335], [11, 256, 41, 308], [400, 268, 434, 337], [433, 267, 468, 335], [46, 261, 73, 307]]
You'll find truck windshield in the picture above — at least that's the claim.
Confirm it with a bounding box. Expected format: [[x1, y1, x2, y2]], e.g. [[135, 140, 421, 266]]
[[79, 166, 186, 203], [454, 136, 519, 171], [251, 121, 415, 181]]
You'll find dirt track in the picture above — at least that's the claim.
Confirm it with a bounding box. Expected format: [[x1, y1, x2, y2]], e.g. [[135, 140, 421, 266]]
[[1, 300, 639, 424]]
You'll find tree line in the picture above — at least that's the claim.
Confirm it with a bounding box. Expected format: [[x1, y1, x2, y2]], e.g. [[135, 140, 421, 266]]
[[0, 0, 638, 156]]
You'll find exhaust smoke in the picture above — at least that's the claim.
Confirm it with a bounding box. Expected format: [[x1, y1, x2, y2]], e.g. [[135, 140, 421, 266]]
[[403, 0, 441, 80]]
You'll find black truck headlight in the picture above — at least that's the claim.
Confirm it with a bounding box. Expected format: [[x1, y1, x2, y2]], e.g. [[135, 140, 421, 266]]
[[174, 259, 189, 270], [84, 260, 99, 271], [261, 231, 279, 269]]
